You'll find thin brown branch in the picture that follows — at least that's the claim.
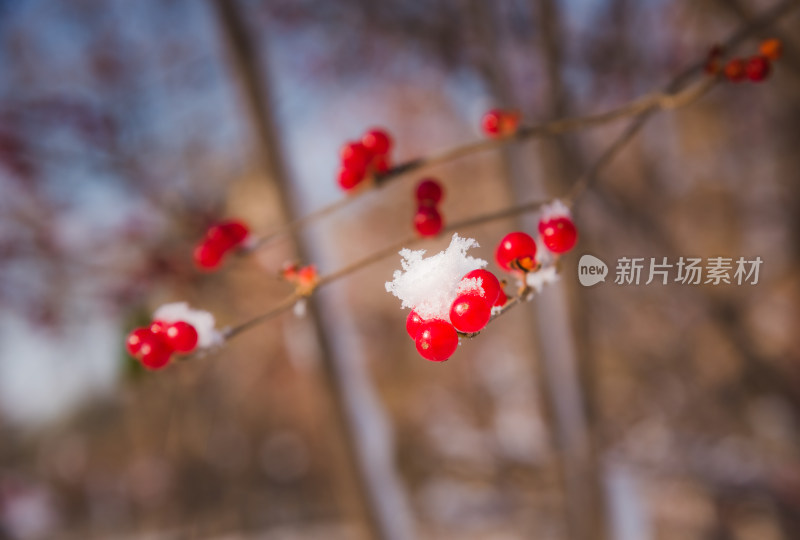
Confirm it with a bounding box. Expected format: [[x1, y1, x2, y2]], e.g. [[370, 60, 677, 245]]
[[214, 0, 798, 347], [223, 198, 549, 340]]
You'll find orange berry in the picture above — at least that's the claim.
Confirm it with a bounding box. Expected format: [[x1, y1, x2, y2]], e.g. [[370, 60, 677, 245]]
[[724, 58, 746, 82], [759, 38, 782, 61]]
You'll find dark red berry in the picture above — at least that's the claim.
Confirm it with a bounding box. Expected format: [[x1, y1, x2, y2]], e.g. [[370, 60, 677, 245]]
[[539, 216, 578, 254], [745, 55, 771, 82], [414, 206, 443, 237], [494, 288, 507, 308], [724, 58, 746, 82], [416, 178, 443, 205], [208, 220, 249, 250], [495, 231, 537, 271], [340, 141, 370, 170], [704, 45, 722, 75], [194, 240, 224, 270], [372, 155, 391, 174], [125, 327, 151, 356], [165, 321, 198, 353], [338, 166, 365, 190], [362, 129, 392, 156], [415, 319, 458, 362], [138, 335, 172, 370], [449, 293, 491, 334], [406, 310, 425, 340], [461, 269, 501, 304]]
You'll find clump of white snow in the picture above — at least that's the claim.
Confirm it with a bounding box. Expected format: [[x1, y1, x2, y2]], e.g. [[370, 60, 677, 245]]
[[385, 233, 486, 320], [525, 266, 559, 294], [540, 199, 571, 221], [153, 302, 222, 348]]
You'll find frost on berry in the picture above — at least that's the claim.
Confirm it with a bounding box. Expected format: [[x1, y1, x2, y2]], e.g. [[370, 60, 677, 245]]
[[152, 302, 222, 349], [385, 233, 486, 321]]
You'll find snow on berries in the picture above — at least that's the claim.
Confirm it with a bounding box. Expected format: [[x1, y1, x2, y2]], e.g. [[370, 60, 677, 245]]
[[386, 233, 486, 321], [337, 127, 394, 191], [194, 219, 251, 271], [538, 200, 578, 255], [386, 233, 505, 361], [413, 178, 445, 237], [153, 302, 222, 349], [481, 109, 521, 138], [125, 303, 220, 370]]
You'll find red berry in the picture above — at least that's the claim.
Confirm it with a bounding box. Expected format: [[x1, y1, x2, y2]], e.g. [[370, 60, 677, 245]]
[[149, 319, 168, 336], [406, 310, 425, 340], [481, 109, 520, 137], [495, 231, 537, 271], [724, 58, 746, 82], [372, 155, 391, 174], [704, 45, 722, 75], [759, 38, 782, 61], [414, 206, 443, 237], [165, 321, 198, 353], [539, 216, 578, 254], [415, 178, 443, 205], [449, 293, 491, 334], [482, 109, 502, 136], [340, 141, 370, 170], [338, 165, 365, 190], [208, 220, 249, 250], [138, 335, 172, 370], [494, 288, 507, 308], [194, 240, 224, 270], [461, 269, 501, 304], [362, 129, 392, 156], [745, 55, 771, 82], [415, 320, 458, 362], [125, 327, 151, 356]]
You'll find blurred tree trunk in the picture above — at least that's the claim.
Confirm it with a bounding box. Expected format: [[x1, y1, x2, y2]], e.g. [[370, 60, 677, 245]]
[[211, 1, 415, 539], [468, 1, 608, 538]]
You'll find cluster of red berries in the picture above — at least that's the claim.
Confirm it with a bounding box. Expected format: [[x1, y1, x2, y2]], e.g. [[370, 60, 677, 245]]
[[337, 128, 394, 191], [413, 178, 444, 237], [707, 38, 782, 83], [126, 320, 199, 370], [406, 269, 506, 362], [495, 208, 578, 272], [481, 109, 521, 138], [193, 219, 250, 271]]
